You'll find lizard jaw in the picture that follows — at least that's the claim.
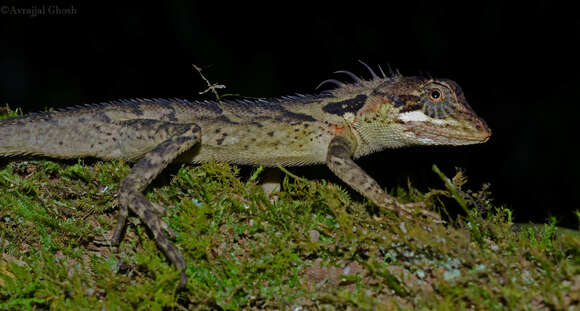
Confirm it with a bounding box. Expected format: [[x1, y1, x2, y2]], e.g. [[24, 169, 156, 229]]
[[396, 110, 491, 146]]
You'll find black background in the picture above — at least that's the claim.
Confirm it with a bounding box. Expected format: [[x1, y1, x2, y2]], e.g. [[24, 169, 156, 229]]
[[1, 2, 578, 227]]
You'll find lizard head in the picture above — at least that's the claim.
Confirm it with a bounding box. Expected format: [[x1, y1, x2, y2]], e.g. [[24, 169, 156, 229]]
[[370, 76, 492, 146], [318, 63, 491, 155]]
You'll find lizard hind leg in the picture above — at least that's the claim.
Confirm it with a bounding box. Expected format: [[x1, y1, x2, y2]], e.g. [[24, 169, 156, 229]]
[[113, 120, 202, 288]]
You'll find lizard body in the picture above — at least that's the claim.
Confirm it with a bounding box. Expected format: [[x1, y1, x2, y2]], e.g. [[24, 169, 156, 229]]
[[0, 64, 491, 287]]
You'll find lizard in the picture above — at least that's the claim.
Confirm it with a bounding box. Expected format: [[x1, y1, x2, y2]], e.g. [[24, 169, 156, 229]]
[[0, 62, 491, 287]]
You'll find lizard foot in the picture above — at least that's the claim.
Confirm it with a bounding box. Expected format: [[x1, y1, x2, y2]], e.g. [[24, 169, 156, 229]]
[[150, 201, 167, 216], [381, 200, 444, 223], [110, 194, 176, 246], [149, 201, 176, 239], [387, 201, 444, 224]]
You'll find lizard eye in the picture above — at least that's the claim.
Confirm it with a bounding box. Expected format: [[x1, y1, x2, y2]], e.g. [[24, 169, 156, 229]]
[[422, 86, 455, 118], [429, 89, 442, 101]]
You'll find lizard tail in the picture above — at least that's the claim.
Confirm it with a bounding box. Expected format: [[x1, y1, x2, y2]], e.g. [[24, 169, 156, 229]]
[[0, 110, 101, 158]]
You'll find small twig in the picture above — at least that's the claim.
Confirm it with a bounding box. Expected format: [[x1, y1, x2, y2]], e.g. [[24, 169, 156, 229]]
[[192, 64, 226, 106]]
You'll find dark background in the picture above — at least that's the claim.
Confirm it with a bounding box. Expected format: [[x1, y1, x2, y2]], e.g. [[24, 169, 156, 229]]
[[1, 2, 578, 227]]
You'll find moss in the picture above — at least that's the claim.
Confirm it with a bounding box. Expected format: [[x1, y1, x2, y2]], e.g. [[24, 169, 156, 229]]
[[0, 115, 579, 310]]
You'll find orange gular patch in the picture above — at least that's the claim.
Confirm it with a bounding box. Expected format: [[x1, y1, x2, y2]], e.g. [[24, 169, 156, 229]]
[[332, 124, 348, 135]]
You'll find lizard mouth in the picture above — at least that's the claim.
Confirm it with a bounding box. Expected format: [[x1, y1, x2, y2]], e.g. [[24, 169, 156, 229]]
[[436, 129, 491, 145], [436, 125, 492, 145], [405, 121, 492, 146], [479, 130, 492, 143], [472, 118, 492, 143]]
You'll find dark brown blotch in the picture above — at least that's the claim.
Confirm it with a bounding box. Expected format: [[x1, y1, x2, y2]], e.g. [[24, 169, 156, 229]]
[[163, 110, 178, 122], [397, 95, 423, 113], [130, 106, 145, 116], [216, 115, 239, 125], [250, 121, 263, 128], [322, 94, 367, 116], [175, 136, 192, 144]]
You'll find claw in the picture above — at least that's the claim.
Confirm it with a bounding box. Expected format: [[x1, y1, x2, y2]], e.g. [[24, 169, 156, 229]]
[[159, 219, 176, 239], [151, 202, 167, 215], [111, 205, 128, 246], [144, 200, 175, 238]]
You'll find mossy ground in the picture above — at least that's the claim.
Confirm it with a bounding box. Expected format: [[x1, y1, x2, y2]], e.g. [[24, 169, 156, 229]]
[[0, 107, 579, 310]]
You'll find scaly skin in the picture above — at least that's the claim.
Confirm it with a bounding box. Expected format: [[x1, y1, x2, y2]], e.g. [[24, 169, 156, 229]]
[[0, 63, 491, 287]]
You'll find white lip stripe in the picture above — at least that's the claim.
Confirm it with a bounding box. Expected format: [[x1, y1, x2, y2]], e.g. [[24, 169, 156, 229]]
[[398, 110, 449, 125], [398, 111, 429, 122]]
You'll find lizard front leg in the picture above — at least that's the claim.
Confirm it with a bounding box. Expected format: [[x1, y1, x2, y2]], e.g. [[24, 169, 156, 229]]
[[325, 130, 440, 220], [110, 120, 201, 288]]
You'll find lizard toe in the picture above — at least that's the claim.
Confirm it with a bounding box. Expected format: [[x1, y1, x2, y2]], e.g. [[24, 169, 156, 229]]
[[151, 202, 167, 216], [159, 220, 176, 239], [395, 201, 442, 222]]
